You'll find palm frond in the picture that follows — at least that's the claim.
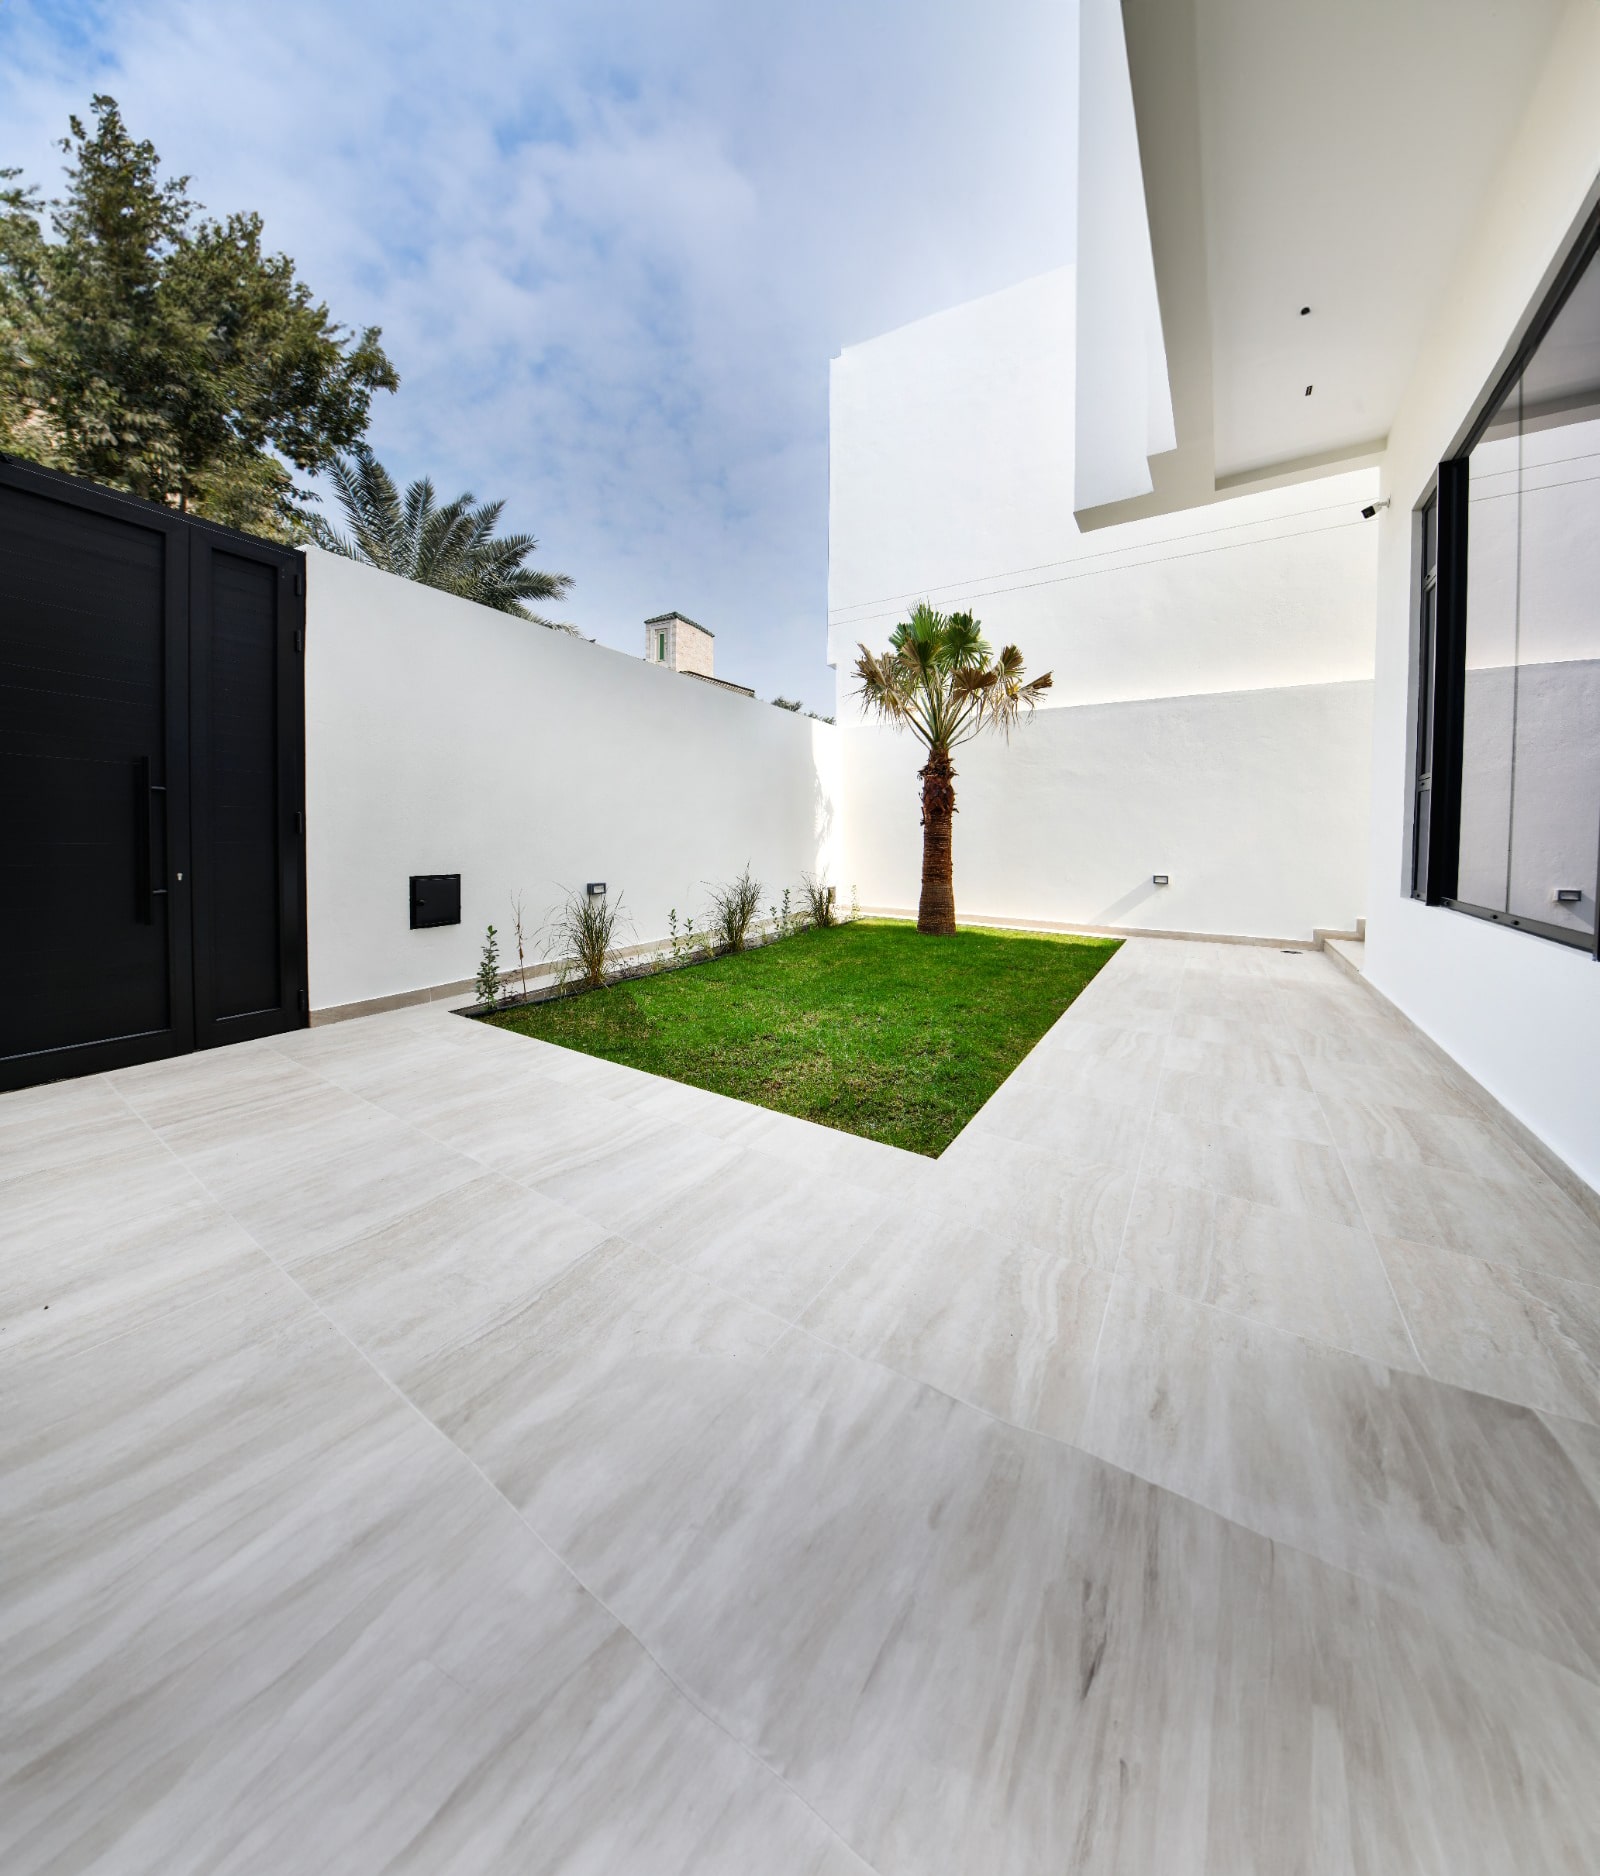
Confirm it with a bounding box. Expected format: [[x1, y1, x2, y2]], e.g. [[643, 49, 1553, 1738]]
[[309, 447, 574, 624], [856, 604, 1051, 750]]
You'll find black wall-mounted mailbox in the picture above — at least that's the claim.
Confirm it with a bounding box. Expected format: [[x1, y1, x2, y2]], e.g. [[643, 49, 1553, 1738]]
[[410, 874, 461, 929]]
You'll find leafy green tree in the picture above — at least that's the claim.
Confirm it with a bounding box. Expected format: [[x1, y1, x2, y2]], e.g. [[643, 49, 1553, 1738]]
[[855, 604, 1052, 934], [0, 95, 397, 537], [307, 444, 575, 624]]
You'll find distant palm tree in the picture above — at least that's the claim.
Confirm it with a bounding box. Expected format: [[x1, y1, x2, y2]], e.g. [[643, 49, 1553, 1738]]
[[856, 604, 1052, 935], [306, 445, 575, 626]]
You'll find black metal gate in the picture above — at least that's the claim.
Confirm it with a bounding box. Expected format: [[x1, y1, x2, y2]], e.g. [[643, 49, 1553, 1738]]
[[0, 458, 308, 1092]]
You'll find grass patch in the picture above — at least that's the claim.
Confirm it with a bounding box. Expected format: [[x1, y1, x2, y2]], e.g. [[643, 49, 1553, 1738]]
[[486, 918, 1119, 1156]]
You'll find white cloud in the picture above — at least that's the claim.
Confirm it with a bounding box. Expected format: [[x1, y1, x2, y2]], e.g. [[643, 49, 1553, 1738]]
[[1, 0, 1076, 708]]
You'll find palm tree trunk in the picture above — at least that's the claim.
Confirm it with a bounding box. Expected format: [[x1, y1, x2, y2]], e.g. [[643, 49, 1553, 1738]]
[[917, 745, 957, 935]]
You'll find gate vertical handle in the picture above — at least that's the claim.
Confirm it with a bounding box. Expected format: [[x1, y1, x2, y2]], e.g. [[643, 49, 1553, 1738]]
[[134, 757, 168, 924]]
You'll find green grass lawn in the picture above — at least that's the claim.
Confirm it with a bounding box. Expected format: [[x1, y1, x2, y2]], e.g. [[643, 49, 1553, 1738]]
[[486, 918, 1119, 1156]]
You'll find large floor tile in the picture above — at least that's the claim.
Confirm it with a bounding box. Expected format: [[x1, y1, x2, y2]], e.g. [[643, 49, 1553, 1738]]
[[0, 1253, 854, 1876], [1318, 1094, 1544, 1186], [0, 1074, 154, 1178], [990, 1028, 1168, 1113], [1160, 1033, 1312, 1089], [740, 1109, 933, 1201], [109, 1040, 327, 1134], [1382, 1234, 1600, 1424], [0, 1153, 259, 1355], [961, 1079, 1153, 1163], [934, 1131, 1137, 1267], [629, 1145, 893, 1319], [802, 1211, 1112, 1443], [153, 1088, 485, 1268], [1141, 1110, 1364, 1228], [525, 1115, 742, 1239], [1301, 1052, 1484, 1117], [287, 1172, 611, 1371], [401, 1236, 786, 1590], [1346, 1151, 1600, 1289], [1078, 1272, 1600, 1682], [600, 1333, 1600, 1876], [1119, 1177, 1422, 1367], [1156, 1067, 1332, 1144]]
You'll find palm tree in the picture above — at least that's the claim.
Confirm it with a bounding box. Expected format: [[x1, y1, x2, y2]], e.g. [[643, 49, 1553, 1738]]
[[855, 604, 1052, 935], [306, 445, 575, 626]]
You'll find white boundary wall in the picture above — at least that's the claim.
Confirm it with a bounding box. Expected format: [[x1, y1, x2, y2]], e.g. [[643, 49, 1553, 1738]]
[[305, 551, 839, 1015], [1365, 0, 1600, 1188], [829, 269, 1379, 940]]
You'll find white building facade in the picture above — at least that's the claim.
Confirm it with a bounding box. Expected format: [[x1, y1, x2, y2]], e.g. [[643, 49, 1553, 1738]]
[[828, 268, 1380, 944], [1072, 0, 1600, 1187]]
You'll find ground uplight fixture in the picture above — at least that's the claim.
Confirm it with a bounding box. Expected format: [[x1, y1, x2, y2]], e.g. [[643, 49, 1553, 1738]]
[[1554, 887, 1583, 904], [1152, 874, 1170, 887]]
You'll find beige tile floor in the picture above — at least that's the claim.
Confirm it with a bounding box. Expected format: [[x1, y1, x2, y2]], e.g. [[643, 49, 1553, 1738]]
[[4, 938, 1600, 1872]]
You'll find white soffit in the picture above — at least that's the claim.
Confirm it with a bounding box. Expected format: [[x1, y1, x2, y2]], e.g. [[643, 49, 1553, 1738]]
[[1074, 0, 1176, 511], [1196, 0, 1567, 483]]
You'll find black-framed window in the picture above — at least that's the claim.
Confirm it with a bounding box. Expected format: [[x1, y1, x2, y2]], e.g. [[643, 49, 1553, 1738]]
[[1414, 205, 1600, 957], [1411, 493, 1439, 900]]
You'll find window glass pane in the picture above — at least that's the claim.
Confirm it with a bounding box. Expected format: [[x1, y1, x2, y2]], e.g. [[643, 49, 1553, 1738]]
[[1460, 401, 1520, 912], [1459, 245, 1600, 937], [1412, 508, 1436, 898]]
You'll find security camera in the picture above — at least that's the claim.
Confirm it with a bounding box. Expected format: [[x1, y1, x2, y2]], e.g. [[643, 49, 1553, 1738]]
[[1360, 499, 1391, 520]]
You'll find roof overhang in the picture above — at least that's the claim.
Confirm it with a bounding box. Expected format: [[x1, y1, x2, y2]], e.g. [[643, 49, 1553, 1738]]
[[1074, 0, 1571, 529]]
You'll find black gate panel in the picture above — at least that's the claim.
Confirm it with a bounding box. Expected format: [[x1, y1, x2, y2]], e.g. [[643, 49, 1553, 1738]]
[[0, 460, 305, 1092], [190, 539, 307, 1046], [0, 477, 191, 1081]]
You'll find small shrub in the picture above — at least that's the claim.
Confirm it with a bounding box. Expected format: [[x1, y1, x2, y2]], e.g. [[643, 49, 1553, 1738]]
[[510, 890, 531, 998], [476, 924, 503, 1012], [801, 873, 835, 928], [707, 865, 762, 953], [666, 907, 706, 967], [551, 887, 626, 991]]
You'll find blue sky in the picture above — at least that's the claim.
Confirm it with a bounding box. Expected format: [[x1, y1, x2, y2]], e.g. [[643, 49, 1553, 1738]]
[[1, 0, 1075, 711]]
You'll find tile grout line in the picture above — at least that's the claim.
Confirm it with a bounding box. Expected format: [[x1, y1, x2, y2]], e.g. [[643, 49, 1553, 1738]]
[[123, 995, 1583, 1404], [1264, 958, 1433, 1379], [1085, 940, 1177, 1377], [264, 1023, 931, 1339], [143, 1020, 890, 1356], [100, 1076, 884, 1876], [99, 1032, 1600, 1736]]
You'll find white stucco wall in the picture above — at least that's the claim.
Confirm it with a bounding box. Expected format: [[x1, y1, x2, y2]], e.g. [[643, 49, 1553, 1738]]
[[1365, 0, 1600, 1187], [829, 268, 1379, 940], [305, 551, 839, 1013], [1074, 0, 1175, 510], [842, 682, 1372, 940]]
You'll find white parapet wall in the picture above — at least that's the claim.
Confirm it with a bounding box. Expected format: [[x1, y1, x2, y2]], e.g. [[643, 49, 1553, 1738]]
[[842, 681, 1372, 942], [829, 267, 1380, 940], [304, 551, 840, 1016]]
